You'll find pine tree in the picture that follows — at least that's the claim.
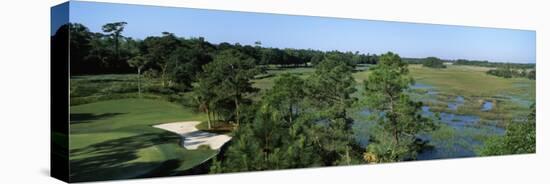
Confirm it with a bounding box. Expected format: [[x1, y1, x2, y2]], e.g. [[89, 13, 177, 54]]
[[306, 57, 360, 166], [363, 52, 437, 162]]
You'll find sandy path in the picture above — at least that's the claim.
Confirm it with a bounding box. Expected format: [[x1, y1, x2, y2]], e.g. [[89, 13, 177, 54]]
[[153, 121, 232, 150]]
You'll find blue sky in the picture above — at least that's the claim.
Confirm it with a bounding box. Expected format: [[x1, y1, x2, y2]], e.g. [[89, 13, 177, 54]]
[[57, 1, 536, 63]]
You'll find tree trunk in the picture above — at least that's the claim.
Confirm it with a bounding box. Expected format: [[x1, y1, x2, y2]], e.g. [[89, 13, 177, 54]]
[[289, 104, 293, 124], [388, 90, 399, 145], [234, 96, 240, 126], [264, 133, 269, 163], [137, 68, 141, 98], [345, 146, 351, 165], [213, 111, 217, 122], [115, 33, 120, 62], [206, 107, 212, 129], [161, 63, 168, 87], [394, 127, 399, 145]]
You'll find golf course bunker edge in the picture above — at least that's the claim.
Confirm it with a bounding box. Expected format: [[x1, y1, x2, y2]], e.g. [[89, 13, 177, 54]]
[[153, 121, 232, 150]]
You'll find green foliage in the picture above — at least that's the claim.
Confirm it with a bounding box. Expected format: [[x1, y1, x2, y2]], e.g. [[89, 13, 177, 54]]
[[64, 20, 538, 178], [198, 49, 260, 125], [62, 22, 150, 75], [127, 55, 148, 97], [66, 21, 382, 79], [102, 22, 127, 59], [69, 74, 190, 106], [364, 129, 418, 163], [307, 57, 357, 118], [486, 66, 516, 78], [192, 65, 221, 129], [64, 23, 135, 75], [454, 59, 535, 69], [305, 58, 360, 165], [64, 20, 538, 175], [141, 32, 181, 87], [127, 55, 147, 70], [527, 70, 536, 80], [211, 103, 322, 173], [167, 37, 215, 90], [422, 57, 446, 68], [213, 60, 363, 172], [362, 52, 438, 162], [479, 104, 536, 156], [69, 23, 94, 74], [486, 65, 535, 80], [263, 74, 306, 124]]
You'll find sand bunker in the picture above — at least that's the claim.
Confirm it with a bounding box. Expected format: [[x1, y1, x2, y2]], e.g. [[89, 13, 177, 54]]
[[153, 121, 231, 150]]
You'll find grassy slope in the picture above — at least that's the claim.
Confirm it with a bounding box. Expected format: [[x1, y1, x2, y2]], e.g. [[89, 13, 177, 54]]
[[69, 98, 215, 182]]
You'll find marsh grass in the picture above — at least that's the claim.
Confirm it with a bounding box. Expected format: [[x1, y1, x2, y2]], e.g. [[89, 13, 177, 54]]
[[406, 65, 534, 124], [349, 64, 534, 159]]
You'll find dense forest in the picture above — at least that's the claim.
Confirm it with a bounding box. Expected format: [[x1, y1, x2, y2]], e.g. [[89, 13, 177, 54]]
[[63, 22, 378, 76]]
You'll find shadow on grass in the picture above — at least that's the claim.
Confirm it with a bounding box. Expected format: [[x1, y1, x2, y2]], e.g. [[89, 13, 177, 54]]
[[70, 113, 125, 124], [87, 78, 127, 83], [69, 132, 182, 182]]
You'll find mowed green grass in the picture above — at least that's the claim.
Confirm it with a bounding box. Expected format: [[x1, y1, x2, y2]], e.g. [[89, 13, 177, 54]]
[[69, 98, 215, 182], [253, 67, 315, 90]]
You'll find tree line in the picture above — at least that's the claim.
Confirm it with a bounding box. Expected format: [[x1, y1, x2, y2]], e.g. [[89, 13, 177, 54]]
[[59, 22, 379, 89], [486, 65, 536, 80], [454, 59, 535, 69], [421, 57, 447, 68]]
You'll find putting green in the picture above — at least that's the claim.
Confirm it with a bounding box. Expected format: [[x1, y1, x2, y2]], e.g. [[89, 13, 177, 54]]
[[69, 98, 216, 182]]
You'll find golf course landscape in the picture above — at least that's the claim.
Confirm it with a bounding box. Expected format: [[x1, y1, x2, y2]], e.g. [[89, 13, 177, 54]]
[[54, 1, 536, 182], [66, 62, 535, 181], [69, 98, 216, 181]]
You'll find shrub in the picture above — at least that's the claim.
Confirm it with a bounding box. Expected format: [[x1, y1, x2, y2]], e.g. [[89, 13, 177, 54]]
[[422, 57, 446, 68]]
